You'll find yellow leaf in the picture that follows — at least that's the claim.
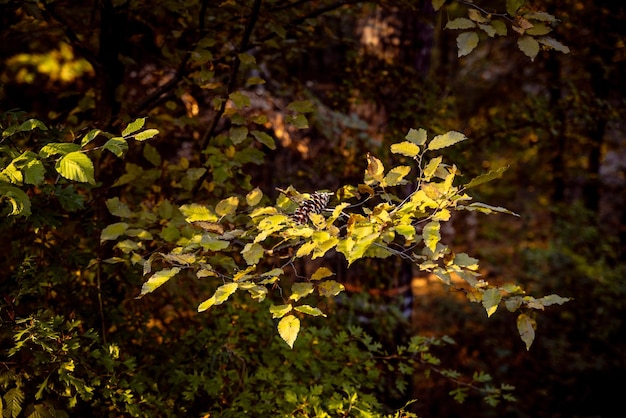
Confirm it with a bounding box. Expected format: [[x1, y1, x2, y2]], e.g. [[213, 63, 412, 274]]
[[318, 280, 345, 297], [270, 304, 292, 319], [296, 241, 317, 258], [390, 141, 420, 157], [278, 315, 300, 349], [423, 221, 441, 252], [289, 282, 314, 301], [246, 187, 263, 206], [139, 267, 181, 297], [294, 305, 327, 317], [365, 153, 384, 184], [311, 267, 333, 281], [215, 196, 239, 217]]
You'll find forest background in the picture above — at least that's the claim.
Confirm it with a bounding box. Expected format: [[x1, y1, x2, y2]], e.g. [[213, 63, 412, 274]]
[[1, 0, 625, 417]]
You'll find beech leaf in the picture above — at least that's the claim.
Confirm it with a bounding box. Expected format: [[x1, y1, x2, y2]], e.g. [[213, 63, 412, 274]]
[[294, 305, 327, 317], [518, 36, 540, 61], [390, 141, 420, 157], [139, 267, 181, 297], [428, 131, 467, 150], [55, 151, 96, 185], [456, 31, 479, 57], [482, 288, 502, 317], [122, 118, 146, 137], [517, 313, 537, 350], [278, 314, 300, 349]]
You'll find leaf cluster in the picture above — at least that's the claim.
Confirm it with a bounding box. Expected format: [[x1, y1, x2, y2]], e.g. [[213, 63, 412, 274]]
[[101, 127, 568, 353]]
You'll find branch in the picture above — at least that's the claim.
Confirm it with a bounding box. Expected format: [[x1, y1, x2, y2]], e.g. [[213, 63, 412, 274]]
[[129, 0, 211, 117], [200, 0, 263, 150]]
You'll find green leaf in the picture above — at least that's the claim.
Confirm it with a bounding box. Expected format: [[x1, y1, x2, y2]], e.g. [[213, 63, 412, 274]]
[[478, 23, 497, 37], [251, 130, 276, 149], [482, 288, 502, 317], [286, 113, 309, 129], [464, 166, 509, 189], [382, 165, 411, 187], [524, 11, 557, 22], [290, 282, 314, 302], [518, 36, 540, 61], [80, 129, 102, 146], [238, 52, 256, 65], [461, 202, 519, 216], [246, 187, 263, 206], [390, 141, 420, 157], [2, 387, 25, 418], [143, 143, 162, 166], [133, 129, 159, 141], [55, 151, 96, 185], [456, 31, 479, 57], [100, 222, 129, 242], [423, 221, 441, 252], [491, 19, 508, 36], [229, 126, 248, 145], [537, 36, 570, 54], [105, 197, 132, 218], [428, 131, 467, 150], [103, 137, 129, 158], [318, 280, 345, 297], [122, 117, 146, 137], [294, 305, 327, 317], [287, 100, 315, 113], [270, 304, 293, 319], [242, 242, 264, 265], [525, 22, 552, 36], [229, 91, 251, 108], [431, 0, 446, 11], [139, 267, 181, 297], [473, 371, 492, 383], [406, 128, 428, 145], [505, 296, 523, 312], [200, 236, 230, 251], [517, 313, 536, 350], [535, 294, 571, 306], [2, 118, 47, 138], [278, 315, 300, 349], [445, 18, 476, 30], [215, 196, 239, 217], [0, 184, 31, 216], [39, 142, 80, 158], [453, 253, 479, 270], [506, 0, 525, 16], [450, 387, 468, 403], [21, 154, 45, 185]]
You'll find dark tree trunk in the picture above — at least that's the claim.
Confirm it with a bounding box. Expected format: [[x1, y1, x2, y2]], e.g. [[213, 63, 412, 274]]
[[94, 0, 125, 127], [546, 54, 566, 207]]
